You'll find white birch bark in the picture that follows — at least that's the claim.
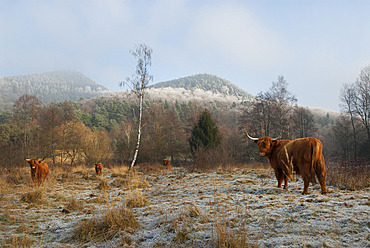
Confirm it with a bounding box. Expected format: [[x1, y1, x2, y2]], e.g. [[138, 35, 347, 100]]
[[130, 91, 143, 169]]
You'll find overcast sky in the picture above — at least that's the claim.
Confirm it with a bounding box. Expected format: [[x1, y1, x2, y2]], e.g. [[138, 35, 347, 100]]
[[1, 0, 369, 111]]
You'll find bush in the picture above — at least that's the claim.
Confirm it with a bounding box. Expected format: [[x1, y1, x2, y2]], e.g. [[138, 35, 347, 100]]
[[326, 159, 370, 190], [191, 147, 228, 172]]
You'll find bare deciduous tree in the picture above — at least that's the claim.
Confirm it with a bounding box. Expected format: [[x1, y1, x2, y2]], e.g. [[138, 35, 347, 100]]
[[241, 76, 296, 138], [13, 94, 42, 160], [291, 106, 316, 138], [338, 66, 370, 160], [354, 67, 370, 140], [340, 83, 358, 159], [121, 44, 153, 170]]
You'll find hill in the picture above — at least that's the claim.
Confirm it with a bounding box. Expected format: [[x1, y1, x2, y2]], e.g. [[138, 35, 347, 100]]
[[128, 73, 254, 107], [0, 70, 110, 111], [149, 73, 253, 100]]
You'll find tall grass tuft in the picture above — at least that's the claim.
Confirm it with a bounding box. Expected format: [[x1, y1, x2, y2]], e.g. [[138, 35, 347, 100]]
[[21, 188, 45, 204], [125, 190, 149, 208], [66, 198, 85, 212], [70, 205, 139, 244]]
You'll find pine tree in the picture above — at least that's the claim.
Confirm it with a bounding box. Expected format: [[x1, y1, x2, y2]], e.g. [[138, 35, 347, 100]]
[[189, 109, 221, 155]]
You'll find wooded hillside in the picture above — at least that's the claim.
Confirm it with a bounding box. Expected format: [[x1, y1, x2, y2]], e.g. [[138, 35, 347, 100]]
[[0, 70, 110, 111], [150, 73, 253, 100]]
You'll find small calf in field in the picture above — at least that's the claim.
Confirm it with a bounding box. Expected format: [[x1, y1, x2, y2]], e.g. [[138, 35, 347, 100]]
[[163, 159, 170, 167], [95, 163, 103, 175]]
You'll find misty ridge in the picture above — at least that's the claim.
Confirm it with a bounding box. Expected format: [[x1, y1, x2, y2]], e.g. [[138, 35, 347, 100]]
[[0, 70, 110, 111], [0, 70, 334, 117]]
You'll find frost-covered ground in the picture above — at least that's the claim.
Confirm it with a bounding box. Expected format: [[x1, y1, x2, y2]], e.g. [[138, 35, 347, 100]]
[[0, 166, 369, 247]]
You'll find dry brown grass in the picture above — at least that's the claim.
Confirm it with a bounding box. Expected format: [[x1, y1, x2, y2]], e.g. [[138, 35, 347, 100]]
[[115, 171, 150, 190], [326, 159, 370, 190], [20, 188, 46, 204], [134, 163, 171, 174], [70, 205, 139, 244], [2, 167, 29, 186], [65, 198, 85, 212], [96, 179, 110, 190], [1, 234, 35, 247], [124, 190, 149, 208]]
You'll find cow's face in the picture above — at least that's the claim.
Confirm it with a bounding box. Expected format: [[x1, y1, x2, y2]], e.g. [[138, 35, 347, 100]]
[[26, 159, 40, 170], [253, 137, 276, 157]]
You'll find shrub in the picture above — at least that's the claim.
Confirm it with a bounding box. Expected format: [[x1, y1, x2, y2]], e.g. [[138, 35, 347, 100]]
[[326, 159, 370, 190]]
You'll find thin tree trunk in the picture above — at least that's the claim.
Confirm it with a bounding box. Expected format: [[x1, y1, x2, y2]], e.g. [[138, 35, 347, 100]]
[[130, 92, 143, 170], [349, 113, 357, 161]]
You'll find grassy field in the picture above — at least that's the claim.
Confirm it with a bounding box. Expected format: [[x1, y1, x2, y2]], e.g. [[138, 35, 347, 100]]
[[0, 162, 369, 247]]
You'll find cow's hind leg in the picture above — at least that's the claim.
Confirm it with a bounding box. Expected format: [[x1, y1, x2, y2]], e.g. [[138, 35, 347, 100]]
[[302, 175, 311, 194], [283, 175, 289, 190], [274, 169, 284, 188], [315, 163, 327, 195]]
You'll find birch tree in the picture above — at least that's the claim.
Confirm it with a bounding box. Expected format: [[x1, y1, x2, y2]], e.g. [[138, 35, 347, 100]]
[[121, 44, 153, 170]]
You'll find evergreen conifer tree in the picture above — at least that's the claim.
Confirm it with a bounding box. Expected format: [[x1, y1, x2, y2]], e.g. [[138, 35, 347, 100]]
[[189, 109, 221, 155]]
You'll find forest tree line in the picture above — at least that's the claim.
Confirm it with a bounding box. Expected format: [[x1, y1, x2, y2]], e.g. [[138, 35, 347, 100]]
[[0, 68, 369, 168]]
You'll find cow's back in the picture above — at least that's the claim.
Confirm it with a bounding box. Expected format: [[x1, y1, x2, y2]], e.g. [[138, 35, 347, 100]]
[[39, 161, 49, 178], [269, 140, 291, 168], [284, 138, 315, 163], [282, 137, 325, 176]]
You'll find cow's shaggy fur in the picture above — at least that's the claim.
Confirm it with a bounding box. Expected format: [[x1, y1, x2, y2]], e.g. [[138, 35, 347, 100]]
[[26, 159, 49, 186], [95, 163, 103, 175], [163, 159, 170, 167], [249, 134, 327, 195]]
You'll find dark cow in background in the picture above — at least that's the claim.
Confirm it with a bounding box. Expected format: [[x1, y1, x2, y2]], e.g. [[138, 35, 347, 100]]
[[95, 163, 103, 175], [163, 159, 170, 167], [26, 159, 49, 186], [247, 132, 327, 195]]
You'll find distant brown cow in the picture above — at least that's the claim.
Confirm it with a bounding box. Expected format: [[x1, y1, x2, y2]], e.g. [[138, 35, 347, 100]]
[[95, 163, 103, 175], [163, 159, 170, 167], [26, 159, 49, 186], [247, 132, 327, 195]]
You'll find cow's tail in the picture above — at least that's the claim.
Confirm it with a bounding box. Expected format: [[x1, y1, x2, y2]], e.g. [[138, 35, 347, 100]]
[[310, 139, 319, 184]]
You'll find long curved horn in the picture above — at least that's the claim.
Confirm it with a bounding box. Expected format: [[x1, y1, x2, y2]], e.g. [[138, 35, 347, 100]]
[[272, 131, 284, 141], [246, 131, 259, 141]]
